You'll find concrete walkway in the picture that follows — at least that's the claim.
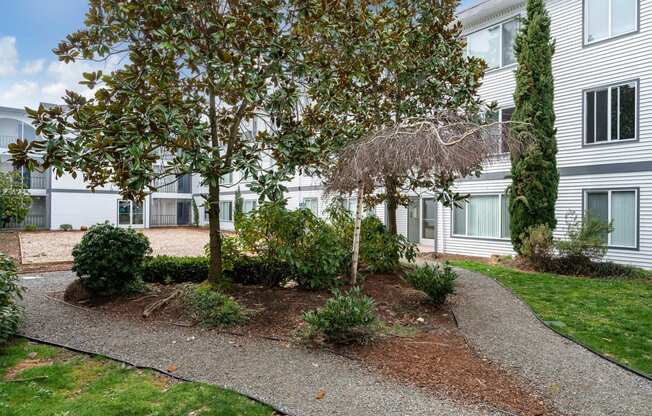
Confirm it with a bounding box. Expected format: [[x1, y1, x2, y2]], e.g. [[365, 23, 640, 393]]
[[448, 267, 652, 416], [18, 271, 493, 416]]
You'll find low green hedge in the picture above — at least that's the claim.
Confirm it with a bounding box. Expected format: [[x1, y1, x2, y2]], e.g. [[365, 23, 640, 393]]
[[142, 256, 208, 284], [142, 255, 287, 286]]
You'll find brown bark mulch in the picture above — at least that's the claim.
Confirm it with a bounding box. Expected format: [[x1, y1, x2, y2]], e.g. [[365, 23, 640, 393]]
[[53, 273, 556, 416]]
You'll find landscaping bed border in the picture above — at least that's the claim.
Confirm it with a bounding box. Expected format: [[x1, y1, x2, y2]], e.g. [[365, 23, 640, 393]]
[[453, 265, 652, 383], [16, 334, 290, 416]]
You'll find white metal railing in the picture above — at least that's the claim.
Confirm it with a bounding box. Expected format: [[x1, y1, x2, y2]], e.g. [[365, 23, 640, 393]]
[[27, 173, 47, 189], [151, 214, 177, 226], [2, 214, 46, 229], [0, 135, 18, 148]]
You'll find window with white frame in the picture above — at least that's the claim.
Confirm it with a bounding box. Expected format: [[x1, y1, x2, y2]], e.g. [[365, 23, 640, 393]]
[[301, 197, 319, 216], [453, 194, 510, 239], [221, 172, 233, 185], [485, 107, 514, 153], [585, 0, 638, 44], [585, 81, 637, 144], [466, 18, 519, 70], [342, 197, 374, 217], [585, 189, 638, 248], [219, 201, 233, 222], [243, 199, 257, 214]]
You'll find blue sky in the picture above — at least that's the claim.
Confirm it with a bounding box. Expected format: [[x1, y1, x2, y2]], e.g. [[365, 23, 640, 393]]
[[0, 0, 479, 109]]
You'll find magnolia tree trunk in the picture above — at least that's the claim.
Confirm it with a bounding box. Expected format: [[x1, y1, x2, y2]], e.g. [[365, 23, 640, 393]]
[[385, 175, 398, 235], [207, 181, 223, 285], [207, 91, 223, 286], [351, 186, 364, 284]]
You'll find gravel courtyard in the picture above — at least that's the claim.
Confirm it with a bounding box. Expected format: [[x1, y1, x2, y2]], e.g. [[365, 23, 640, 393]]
[[19, 227, 209, 264]]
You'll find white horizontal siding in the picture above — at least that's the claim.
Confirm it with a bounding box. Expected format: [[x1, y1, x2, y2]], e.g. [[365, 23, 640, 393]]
[[469, 0, 652, 170]]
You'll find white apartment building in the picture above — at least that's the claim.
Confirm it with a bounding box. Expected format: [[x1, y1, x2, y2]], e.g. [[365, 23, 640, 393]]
[[2, 0, 651, 269]]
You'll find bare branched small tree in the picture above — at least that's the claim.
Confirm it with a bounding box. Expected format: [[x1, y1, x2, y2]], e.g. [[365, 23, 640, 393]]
[[325, 113, 524, 283]]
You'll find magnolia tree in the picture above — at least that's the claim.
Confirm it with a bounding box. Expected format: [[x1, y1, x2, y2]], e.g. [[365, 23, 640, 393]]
[[299, 0, 486, 235], [9, 0, 326, 284]]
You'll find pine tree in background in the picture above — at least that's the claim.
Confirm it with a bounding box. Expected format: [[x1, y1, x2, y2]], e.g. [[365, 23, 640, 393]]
[[509, 0, 559, 254]]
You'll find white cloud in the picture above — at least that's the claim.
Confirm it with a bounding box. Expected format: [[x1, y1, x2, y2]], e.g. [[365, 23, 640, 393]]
[[0, 81, 39, 108], [0, 38, 123, 109], [22, 59, 45, 75], [0, 36, 19, 77]]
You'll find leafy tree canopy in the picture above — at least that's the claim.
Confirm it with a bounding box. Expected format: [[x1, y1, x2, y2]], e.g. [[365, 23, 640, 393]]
[[9, 0, 333, 282], [297, 0, 486, 232]]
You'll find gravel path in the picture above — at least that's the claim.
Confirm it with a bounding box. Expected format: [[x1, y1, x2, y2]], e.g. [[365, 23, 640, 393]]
[[18, 271, 493, 416], [449, 267, 652, 416], [19, 228, 209, 264]]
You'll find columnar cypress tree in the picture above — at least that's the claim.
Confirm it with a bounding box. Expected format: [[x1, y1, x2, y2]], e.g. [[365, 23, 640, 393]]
[[509, 0, 559, 254]]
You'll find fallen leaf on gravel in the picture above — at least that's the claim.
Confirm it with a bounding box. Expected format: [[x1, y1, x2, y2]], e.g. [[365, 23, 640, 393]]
[[315, 389, 326, 400], [166, 364, 177, 372]]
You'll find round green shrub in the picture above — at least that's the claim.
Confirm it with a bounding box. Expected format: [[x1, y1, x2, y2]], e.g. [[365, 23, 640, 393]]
[[72, 222, 151, 297], [405, 262, 457, 305], [302, 287, 379, 344], [182, 284, 247, 326], [0, 253, 23, 344]]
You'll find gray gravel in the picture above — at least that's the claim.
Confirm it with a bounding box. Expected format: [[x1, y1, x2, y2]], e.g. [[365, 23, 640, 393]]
[[447, 266, 652, 416], [18, 271, 493, 416]]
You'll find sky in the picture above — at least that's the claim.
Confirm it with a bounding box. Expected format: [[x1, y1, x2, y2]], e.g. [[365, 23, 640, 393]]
[[0, 0, 479, 109]]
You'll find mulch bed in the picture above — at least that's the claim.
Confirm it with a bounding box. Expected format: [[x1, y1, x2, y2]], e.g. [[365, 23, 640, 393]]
[[53, 272, 556, 416]]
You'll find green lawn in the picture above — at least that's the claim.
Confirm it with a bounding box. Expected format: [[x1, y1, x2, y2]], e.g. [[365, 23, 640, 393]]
[[0, 339, 275, 416], [450, 260, 652, 377]]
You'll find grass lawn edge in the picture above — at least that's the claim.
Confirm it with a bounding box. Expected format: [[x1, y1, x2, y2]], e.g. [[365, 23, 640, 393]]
[[8, 334, 287, 416], [449, 260, 652, 381]]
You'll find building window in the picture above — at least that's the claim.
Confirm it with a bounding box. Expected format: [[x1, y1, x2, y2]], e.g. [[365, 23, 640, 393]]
[[219, 201, 233, 222], [485, 107, 514, 154], [243, 199, 258, 214], [467, 18, 519, 70], [585, 0, 638, 44], [453, 194, 510, 239], [422, 198, 436, 239], [301, 197, 319, 216], [221, 172, 233, 185], [585, 189, 637, 248], [341, 197, 374, 217], [585, 81, 637, 144]]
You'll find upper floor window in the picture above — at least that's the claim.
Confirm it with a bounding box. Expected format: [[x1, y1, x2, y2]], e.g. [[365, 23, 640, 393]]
[[220, 172, 233, 185], [466, 18, 519, 70], [485, 107, 514, 153], [585, 81, 637, 145], [585, 0, 638, 44], [243, 199, 258, 214]]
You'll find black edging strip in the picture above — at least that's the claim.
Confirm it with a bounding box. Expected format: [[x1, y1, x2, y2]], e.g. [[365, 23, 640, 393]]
[[453, 267, 652, 383], [16, 334, 292, 416]]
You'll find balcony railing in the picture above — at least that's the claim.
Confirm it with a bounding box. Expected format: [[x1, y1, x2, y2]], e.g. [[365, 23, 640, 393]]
[[0, 135, 36, 148], [2, 214, 46, 229], [0, 135, 17, 148], [23, 173, 47, 189], [151, 174, 192, 193]]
